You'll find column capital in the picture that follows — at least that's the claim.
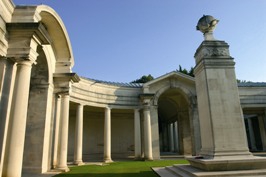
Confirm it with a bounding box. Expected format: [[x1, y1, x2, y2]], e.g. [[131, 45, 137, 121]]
[[6, 22, 51, 64], [140, 93, 154, 110], [53, 73, 80, 94], [7, 22, 51, 44]]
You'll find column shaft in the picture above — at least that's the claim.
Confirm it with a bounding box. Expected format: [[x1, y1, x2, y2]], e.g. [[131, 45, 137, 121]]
[[52, 95, 61, 168], [74, 104, 84, 165], [169, 123, 174, 152], [104, 107, 112, 162], [57, 94, 70, 172], [258, 115, 266, 151], [2, 61, 33, 177], [134, 109, 142, 160], [0, 58, 15, 177], [143, 107, 153, 160], [174, 121, 179, 152], [247, 118, 257, 151]]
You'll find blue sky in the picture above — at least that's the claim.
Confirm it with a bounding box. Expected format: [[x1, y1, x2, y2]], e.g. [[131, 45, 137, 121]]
[[13, 0, 266, 82]]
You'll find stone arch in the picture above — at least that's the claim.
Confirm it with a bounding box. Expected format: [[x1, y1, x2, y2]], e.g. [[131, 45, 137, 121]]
[[153, 84, 196, 156], [10, 5, 76, 173], [36, 5, 74, 72], [153, 84, 194, 107]]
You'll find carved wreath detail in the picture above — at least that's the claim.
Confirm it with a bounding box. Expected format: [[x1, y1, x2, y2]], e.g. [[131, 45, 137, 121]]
[[197, 47, 229, 59]]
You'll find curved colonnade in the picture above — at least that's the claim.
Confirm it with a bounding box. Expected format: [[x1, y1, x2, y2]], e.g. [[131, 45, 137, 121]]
[[0, 1, 266, 177]]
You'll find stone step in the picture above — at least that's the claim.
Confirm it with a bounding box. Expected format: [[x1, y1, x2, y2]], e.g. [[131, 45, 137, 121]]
[[152, 167, 178, 177], [165, 166, 192, 177], [153, 164, 266, 177], [176, 165, 266, 177]]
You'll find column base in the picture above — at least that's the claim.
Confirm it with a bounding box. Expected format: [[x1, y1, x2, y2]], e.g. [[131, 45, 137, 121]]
[[74, 160, 84, 166], [56, 166, 70, 172], [144, 156, 153, 161], [104, 158, 113, 163]]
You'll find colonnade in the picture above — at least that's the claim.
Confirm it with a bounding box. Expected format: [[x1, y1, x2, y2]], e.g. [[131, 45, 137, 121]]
[[161, 121, 179, 153], [52, 102, 154, 170], [245, 113, 266, 152]]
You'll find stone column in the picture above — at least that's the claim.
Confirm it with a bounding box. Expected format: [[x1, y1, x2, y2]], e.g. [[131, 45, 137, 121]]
[[263, 108, 266, 135], [169, 123, 174, 152], [104, 107, 112, 162], [174, 121, 179, 152], [2, 60, 34, 177], [247, 118, 257, 151], [74, 104, 84, 165], [258, 115, 266, 151], [134, 109, 142, 160], [143, 106, 153, 160], [53, 95, 61, 168], [0, 57, 15, 177], [57, 94, 70, 172]]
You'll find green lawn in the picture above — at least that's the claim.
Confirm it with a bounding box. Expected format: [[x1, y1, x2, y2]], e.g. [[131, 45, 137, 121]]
[[54, 160, 188, 177]]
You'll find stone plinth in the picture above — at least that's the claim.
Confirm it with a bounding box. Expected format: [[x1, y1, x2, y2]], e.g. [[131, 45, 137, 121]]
[[188, 39, 266, 176], [193, 40, 251, 159]]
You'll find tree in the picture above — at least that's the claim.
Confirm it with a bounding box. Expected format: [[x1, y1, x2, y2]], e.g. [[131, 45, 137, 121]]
[[177, 65, 194, 77], [131, 74, 154, 83]]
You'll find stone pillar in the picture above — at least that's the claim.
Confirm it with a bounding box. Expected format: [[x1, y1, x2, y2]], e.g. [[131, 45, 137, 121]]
[[143, 106, 153, 160], [188, 102, 201, 156], [104, 107, 112, 163], [150, 105, 160, 159], [0, 57, 15, 177], [53, 95, 61, 168], [247, 118, 257, 151], [169, 123, 174, 152], [258, 115, 266, 151], [134, 109, 142, 160], [188, 26, 266, 171], [2, 60, 34, 177], [74, 104, 84, 165], [162, 124, 168, 152], [57, 94, 70, 172], [264, 108, 266, 134], [174, 121, 179, 152], [193, 40, 251, 160]]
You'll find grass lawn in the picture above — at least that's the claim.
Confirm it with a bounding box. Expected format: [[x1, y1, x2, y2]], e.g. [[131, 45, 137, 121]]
[[54, 159, 188, 177]]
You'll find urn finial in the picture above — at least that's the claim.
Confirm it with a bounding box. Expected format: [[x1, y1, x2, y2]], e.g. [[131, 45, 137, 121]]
[[196, 15, 219, 40]]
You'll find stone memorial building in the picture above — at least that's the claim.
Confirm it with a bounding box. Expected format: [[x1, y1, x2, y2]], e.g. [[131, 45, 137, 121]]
[[0, 1, 265, 177]]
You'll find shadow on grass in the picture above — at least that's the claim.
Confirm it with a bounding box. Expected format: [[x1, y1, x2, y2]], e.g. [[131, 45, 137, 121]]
[[54, 171, 156, 177]]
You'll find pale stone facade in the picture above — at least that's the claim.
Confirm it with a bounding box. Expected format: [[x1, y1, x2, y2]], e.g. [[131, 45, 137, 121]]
[[0, 1, 266, 177]]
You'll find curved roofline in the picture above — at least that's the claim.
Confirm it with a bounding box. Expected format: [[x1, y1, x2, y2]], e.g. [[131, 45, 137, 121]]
[[80, 76, 143, 88]]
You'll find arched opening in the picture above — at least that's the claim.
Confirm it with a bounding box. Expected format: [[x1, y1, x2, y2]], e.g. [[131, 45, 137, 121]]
[[23, 45, 53, 173], [158, 88, 193, 156]]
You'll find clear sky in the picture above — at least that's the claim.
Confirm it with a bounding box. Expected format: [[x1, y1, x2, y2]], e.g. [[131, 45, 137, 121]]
[[13, 0, 266, 82]]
